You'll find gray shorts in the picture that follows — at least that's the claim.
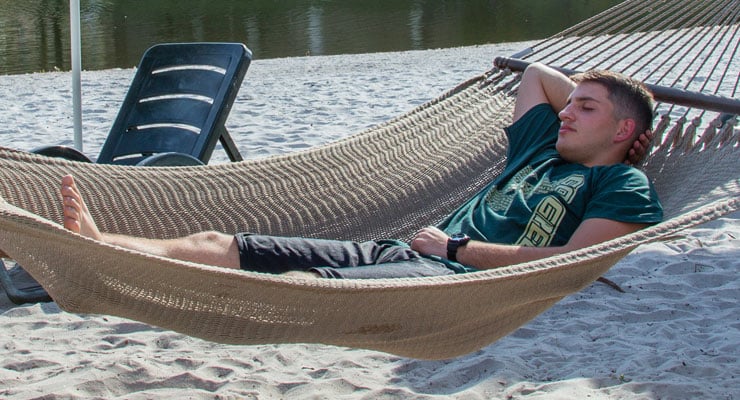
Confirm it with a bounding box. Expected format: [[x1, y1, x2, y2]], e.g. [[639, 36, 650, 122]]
[[234, 233, 455, 279]]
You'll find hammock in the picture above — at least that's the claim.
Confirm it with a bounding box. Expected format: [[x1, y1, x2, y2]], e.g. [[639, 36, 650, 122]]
[[0, 0, 737, 360]]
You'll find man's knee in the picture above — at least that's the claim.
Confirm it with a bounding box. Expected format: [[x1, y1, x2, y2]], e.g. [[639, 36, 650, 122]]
[[179, 231, 235, 257], [173, 231, 240, 269], [189, 231, 233, 246]]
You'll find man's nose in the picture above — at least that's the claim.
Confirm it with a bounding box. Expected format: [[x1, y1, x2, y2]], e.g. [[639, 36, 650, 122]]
[[558, 105, 573, 121]]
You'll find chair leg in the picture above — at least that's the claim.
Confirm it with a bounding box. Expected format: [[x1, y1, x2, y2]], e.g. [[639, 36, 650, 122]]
[[0, 260, 52, 304], [219, 128, 244, 162]]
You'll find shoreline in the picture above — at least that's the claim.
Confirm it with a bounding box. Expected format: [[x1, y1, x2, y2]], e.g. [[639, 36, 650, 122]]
[[0, 44, 738, 399]]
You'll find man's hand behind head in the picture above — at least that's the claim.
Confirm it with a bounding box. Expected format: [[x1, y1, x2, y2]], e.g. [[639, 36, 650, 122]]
[[625, 130, 654, 166]]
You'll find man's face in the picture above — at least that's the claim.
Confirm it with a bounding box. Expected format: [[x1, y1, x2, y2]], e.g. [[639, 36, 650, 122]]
[[556, 82, 621, 166]]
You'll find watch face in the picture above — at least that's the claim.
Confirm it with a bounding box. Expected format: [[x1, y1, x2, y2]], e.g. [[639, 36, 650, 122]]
[[451, 233, 468, 241]]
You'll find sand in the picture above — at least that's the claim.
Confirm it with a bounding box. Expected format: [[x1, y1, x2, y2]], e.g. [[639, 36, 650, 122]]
[[0, 43, 737, 399]]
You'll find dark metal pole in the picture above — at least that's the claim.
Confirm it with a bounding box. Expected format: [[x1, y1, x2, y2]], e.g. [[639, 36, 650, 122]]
[[494, 57, 740, 115]]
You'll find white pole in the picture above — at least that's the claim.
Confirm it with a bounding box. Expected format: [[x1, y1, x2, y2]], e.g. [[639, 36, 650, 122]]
[[70, 0, 82, 151]]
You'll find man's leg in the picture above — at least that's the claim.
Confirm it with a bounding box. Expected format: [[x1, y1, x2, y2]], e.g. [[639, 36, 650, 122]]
[[61, 175, 447, 279], [60, 175, 241, 269]]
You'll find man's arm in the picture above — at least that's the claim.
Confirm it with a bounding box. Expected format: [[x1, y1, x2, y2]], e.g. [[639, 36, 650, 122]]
[[410, 219, 648, 270], [513, 62, 575, 123]]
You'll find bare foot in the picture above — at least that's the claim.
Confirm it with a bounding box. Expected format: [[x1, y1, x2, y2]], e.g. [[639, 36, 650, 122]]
[[60, 175, 103, 241]]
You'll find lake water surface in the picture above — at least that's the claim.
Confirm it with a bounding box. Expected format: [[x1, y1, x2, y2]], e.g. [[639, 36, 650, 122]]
[[0, 0, 622, 75]]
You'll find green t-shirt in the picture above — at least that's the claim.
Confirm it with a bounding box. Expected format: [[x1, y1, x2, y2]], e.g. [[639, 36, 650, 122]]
[[435, 104, 663, 271]]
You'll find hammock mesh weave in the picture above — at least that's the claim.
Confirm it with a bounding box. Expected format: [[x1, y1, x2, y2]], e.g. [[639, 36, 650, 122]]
[[0, 0, 737, 359]]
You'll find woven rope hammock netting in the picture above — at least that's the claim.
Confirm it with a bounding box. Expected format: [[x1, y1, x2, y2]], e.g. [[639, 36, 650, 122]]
[[0, 0, 736, 359]]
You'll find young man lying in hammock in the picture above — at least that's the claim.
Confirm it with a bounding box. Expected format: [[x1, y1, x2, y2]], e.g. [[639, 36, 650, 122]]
[[60, 63, 663, 279]]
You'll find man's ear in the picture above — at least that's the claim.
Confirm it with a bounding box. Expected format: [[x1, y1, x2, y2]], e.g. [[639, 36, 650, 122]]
[[614, 119, 636, 143]]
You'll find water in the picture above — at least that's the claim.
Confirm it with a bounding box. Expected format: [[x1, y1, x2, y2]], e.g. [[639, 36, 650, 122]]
[[0, 0, 622, 75]]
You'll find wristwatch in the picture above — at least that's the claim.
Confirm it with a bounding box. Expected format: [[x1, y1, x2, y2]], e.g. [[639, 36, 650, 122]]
[[446, 233, 471, 262]]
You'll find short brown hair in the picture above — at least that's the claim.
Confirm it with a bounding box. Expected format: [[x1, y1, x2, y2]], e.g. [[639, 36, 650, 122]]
[[571, 70, 654, 139]]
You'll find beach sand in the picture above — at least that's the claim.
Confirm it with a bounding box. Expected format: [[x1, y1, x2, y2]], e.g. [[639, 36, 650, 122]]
[[0, 43, 737, 399]]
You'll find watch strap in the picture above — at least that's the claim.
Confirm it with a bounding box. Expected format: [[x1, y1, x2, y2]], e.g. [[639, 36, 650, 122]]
[[446, 234, 470, 262]]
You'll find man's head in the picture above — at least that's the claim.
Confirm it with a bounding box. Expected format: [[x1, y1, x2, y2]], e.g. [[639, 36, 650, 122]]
[[556, 70, 654, 166], [572, 70, 654, 138]]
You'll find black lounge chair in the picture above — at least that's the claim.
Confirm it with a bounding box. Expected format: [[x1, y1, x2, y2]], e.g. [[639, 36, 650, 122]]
[[1, 42, 252, 304], [34, 42, 251, 165]]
